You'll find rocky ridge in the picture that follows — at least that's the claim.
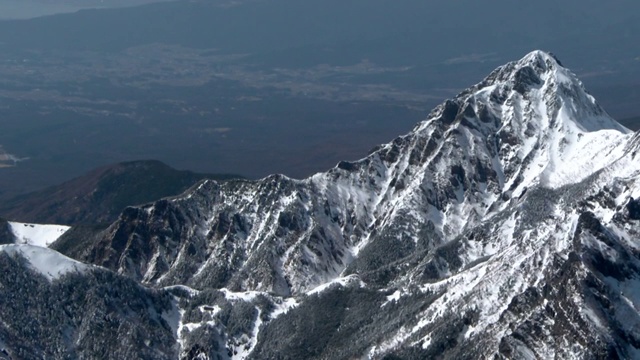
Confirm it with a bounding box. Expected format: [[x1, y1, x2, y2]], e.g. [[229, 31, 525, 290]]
[[3, 51, 640, 359]]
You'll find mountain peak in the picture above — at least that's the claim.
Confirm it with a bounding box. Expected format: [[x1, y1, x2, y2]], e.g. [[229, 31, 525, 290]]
[[415, 50, 630, 196], [453, 50, 629, 134], [488, 50, 628, 133], [480, 50, 574, 96], [39, 51, 640, 358], [519, 49, 563, 68]]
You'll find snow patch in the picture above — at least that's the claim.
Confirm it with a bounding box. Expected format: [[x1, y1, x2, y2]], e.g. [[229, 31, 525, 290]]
[[231, 308, 262, 360], [220, 288, 262, 302], [306, 274, 365, 295], [0, 244, 89, 281], [268, 297, 299, 321], [161, 298, 184, 350], [9, 222, 70, 247]]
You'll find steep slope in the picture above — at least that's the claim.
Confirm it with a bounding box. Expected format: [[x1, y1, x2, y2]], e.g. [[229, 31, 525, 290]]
[[0, 160, 240, 226], [0, 244, 177, 359], [67, 51, 629, 293], [30, 51, 640, 358], [8, 222, 70, 247]]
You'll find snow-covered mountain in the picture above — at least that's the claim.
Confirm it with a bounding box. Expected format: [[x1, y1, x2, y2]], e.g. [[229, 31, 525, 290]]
[[5, 50, 640, 359], [67, 50, 632, 294], [0, 244, 178, 359]]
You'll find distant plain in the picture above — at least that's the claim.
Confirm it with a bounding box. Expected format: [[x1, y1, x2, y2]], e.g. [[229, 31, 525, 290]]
[[0, 0, 638, 200]]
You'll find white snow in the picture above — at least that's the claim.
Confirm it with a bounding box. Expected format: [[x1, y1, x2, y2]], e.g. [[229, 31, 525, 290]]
[[161, 298, 184, 350], [306, 274, 365, 295], [385, 290, 401, 304], [269, 297, 299, 319], [90, 50, 640, 358], [163, 284, 201, 296], [0, 244, 89, 281], [8, 221, 70, 247], [231, 307, 262, 360], [220, 288, 262, 302]]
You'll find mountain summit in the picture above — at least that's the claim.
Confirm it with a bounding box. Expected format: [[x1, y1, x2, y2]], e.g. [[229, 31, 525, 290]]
[[4, 51, 640, 359]]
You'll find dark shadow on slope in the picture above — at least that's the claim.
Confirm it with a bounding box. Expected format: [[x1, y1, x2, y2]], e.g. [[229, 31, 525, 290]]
[[0, 160, 242, 226]]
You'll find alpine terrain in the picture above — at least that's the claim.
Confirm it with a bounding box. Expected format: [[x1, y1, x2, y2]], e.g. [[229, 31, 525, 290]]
[[3, 50, 640, 359]]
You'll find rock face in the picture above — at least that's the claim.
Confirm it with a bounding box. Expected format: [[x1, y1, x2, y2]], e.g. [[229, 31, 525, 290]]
[[7, 50, 640, 359]]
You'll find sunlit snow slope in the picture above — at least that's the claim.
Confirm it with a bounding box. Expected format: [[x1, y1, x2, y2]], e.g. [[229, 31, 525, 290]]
[[0, 244, 87, 281], [40, 51, 640, 359], [8, 221, 70, 247]]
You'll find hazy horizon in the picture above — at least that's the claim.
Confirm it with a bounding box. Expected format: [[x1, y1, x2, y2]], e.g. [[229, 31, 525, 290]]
[[0, 0, 173, 19], [0, 0, 638, 199]]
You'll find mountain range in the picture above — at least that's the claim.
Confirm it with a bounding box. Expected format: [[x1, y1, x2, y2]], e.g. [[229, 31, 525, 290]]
[[2, 51, 640, 359]]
